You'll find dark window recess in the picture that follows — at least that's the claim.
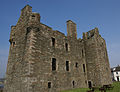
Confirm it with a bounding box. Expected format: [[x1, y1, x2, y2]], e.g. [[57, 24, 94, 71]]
[[37, 28, 40, 32], [48, 82, 51, 88], [91, 33, 94, 37], [52, 37, 55, 47], [66, 61, 69, 71], [52, 58, 56, 71], [65, 43, 68, 51], [12, 42, 15, 47], [82, 49, 84, 57], [88, 81, 92, 88], [72, 81, 75, 88], [83, 64, 86, 73], [32, 15, 35, 17], [116, 72, 118, 74], [75, 62, 78, 68], [26, 27, 31, 35]]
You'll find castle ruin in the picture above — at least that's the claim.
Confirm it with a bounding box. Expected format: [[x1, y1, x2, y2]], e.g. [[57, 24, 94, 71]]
[[4, 5, 112, 92]]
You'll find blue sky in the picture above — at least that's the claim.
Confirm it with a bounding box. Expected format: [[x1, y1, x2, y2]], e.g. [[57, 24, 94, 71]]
[[0, 0, 120, 78]]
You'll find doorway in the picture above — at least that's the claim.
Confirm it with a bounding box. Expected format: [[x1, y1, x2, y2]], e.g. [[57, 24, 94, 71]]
[[88, 81, 92, 88], [117, 76, 119, 81]]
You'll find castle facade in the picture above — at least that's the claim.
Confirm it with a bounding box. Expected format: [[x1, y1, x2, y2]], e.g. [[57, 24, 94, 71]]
[[4, 5, 112, 92]]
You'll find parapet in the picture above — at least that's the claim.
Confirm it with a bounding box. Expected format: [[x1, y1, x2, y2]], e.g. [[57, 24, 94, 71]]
[[83, 27, 99, 40]]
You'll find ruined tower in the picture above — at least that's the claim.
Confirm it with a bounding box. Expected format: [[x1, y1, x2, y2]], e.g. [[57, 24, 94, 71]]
[[83, 28, 112, 87], [4, 5, 112, 92]]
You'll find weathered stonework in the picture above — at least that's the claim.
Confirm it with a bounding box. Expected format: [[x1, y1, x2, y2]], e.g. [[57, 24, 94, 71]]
[[4, 5, 112, 92]]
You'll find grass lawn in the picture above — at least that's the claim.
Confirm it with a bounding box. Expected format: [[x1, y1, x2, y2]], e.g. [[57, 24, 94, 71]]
[[61, 82, 120, 92]]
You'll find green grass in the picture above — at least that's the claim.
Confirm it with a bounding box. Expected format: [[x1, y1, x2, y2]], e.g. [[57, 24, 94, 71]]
[[61, 82, 120, 92]]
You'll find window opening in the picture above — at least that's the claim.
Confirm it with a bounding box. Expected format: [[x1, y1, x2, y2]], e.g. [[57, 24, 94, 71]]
[[32, 15, 35, 17], [83, 64, 86, 73], [75, 62, 78, 68], [82, 49, 84, 57], [26, 27, 31, 35], [72, 81, 75, 88], [65, 43, 68, 51], [51, 37, 55, 47], [52, 58, 56, 71], [66, 61, 69, 71], [48, 82, 51, 88]]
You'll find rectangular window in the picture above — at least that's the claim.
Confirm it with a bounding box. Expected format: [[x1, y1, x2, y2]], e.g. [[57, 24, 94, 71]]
[[48, 82, 51, 88], [82, 49, 84, 57], [66, 61, 69, 71], [52, 37, 55, 47], [52, 58, 56, 71], [65, 43, 68, 51], [75, 62, 78, 68], [83, 64, 86, 72]]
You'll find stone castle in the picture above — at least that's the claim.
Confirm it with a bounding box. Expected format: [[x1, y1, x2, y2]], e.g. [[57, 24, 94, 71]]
[[4, 5, 112, 92]]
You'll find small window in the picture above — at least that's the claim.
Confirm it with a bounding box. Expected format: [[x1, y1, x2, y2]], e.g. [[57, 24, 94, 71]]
[[12, 42, 15, 47], [72, 81, 75, 88], [26, 27, 31, 35], [75, 62, 78, 68], [51, 37, 55, 47], [48, 82, 51, 88], [52, 58, 56, 71], [83, 64, 86, 73], [66, 61, 69, 71], [65, 43, 68, 51], [32, 15, 35, 17], [82, 49, 84, 57], [116, 72, 118, 74]]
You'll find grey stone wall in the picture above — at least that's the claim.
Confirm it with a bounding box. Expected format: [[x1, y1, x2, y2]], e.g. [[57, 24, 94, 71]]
[[4, 5, 112, 92], [83, 28, 112, 87]]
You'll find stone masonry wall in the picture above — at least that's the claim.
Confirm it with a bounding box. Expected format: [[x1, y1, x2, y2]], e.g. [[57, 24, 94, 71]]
[[83, 28, 112, 87], [4, 5, 112, 92]]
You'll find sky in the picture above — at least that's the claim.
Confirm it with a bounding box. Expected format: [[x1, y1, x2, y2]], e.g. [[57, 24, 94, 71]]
[[0, 0, 120, 78]]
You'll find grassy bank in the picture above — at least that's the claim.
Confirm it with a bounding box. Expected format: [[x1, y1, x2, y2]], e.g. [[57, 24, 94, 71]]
[[61, 82, 120, 92]]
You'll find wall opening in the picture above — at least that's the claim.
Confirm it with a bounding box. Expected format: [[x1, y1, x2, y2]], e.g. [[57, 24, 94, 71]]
[[72, 81, 75, 88], [65, 43, 68, 51], [48, 82, 51, 88], [75, 62, 78, 68], [52, 58, 56, 71], [32, 15, 35, 17], [88, 81, 92, 88], [26, 27, 31, 35], [83, 64, 86, 73], [66, 61, 69, 71], [117, 76, 119, 81], [51, 37, 55, 47], [116, 72, 118, 74], [82, 49, 84, 57]]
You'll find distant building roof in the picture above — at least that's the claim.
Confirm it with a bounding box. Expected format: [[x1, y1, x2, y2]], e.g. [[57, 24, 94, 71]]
[[111, 66, 120, 72]]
